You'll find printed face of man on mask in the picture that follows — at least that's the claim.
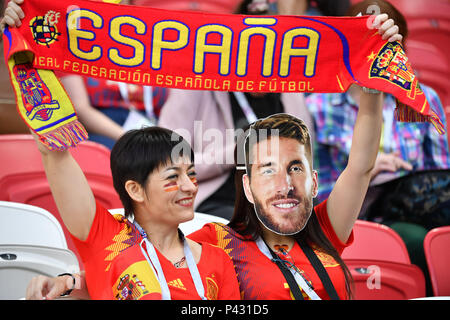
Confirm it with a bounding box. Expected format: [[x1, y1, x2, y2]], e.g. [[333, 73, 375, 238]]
[[243, 135, 318, 235]]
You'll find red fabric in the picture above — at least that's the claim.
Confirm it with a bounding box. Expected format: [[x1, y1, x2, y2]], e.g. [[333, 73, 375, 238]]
[[188, 199, 354, 300], [314, 199, 354, 254], [3, 0, 444, 132], [71, 201, 240, 300]]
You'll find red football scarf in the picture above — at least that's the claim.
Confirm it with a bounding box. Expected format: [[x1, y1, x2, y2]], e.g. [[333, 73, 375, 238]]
[[3, 0, 444, 150]]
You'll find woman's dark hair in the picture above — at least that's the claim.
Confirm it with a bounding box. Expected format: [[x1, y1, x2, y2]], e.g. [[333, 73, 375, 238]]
[[229, 114, 354, 299], [110, 126, 194, 218]]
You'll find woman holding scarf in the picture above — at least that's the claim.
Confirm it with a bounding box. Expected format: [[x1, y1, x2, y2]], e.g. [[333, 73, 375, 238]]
[[20, 126, 240, 300]]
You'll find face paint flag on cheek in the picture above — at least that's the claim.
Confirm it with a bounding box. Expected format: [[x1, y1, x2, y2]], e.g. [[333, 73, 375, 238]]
[[163, 176, 197, 192], [163, 182, 179, 193], [190, 177, 198, 187]]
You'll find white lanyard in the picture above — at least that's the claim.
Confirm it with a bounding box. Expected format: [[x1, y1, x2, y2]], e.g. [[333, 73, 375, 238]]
[[255, 237, 321, 300], [118, 82, 156, 120], [134, 221, 207, 300], [232, 92, 258, 124]]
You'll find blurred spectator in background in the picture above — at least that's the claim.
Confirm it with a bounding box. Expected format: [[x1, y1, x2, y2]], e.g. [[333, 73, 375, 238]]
[[307, 0, 450, 295]]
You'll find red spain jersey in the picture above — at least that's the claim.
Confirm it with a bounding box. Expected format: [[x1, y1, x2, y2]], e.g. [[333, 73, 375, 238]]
[[71, 201, 240, 300], [188, 199, 354, 300]]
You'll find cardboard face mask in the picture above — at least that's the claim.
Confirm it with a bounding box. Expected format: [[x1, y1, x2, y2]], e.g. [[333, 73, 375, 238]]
[[242, 114, 317, 236]]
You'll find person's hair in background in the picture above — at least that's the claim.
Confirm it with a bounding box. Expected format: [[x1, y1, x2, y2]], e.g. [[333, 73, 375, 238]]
[[346, 0, 408, 45], [110, 127, 194, 218], [230, 114, 354, 298]]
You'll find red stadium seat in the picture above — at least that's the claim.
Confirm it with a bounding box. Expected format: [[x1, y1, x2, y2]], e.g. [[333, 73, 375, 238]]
[[342, 221, 427, 299], [389, 0, 450, 20], [405, 40, 450, 143], [351, 0, 450, 68], [0, 134, 122, 268], [388, 0, 450, 67], [342, 220, 411, 264], [424, 226, 450, 296], [406, 40, 449, 103], [349, 0, 450, 147], [345, 259, 426, 300]]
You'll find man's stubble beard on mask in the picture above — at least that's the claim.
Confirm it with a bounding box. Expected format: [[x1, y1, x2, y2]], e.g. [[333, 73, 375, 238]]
[[253, 190, 314, 235]]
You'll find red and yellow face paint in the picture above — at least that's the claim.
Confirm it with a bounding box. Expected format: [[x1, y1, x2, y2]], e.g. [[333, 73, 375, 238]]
[[163, 181, 179, 193], [190, 176, 198, 187], [163, 176, 198, 192]]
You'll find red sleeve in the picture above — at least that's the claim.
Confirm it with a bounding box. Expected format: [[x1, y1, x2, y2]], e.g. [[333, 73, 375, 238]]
[[70, 200, 122, 264], [314, 199, 354, 255], [187, 223, 220, 246]]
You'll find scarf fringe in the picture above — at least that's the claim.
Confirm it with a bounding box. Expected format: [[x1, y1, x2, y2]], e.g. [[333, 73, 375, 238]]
[[39, 120, 89, 151], [395, 101, 445, 135]]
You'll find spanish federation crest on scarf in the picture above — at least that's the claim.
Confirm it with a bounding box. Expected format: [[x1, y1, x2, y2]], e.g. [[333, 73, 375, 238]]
[[367, 41, 442, 131], [3, 19, 88, 151]]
